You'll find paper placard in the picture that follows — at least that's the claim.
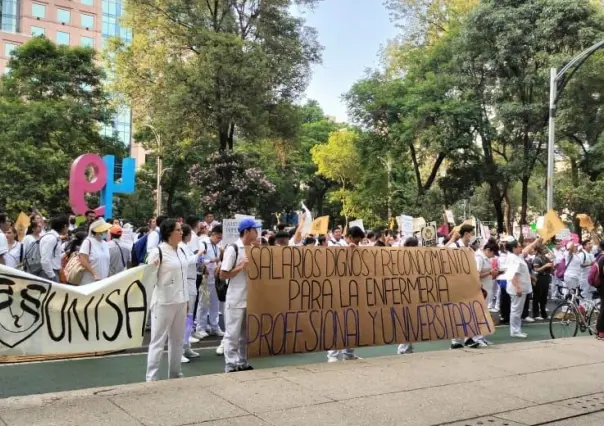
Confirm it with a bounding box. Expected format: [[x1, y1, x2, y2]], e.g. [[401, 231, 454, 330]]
[[0, 265, 154, 357], [222, 219, 240, 245], [399, 215, 413, 236], [245, 246, 494, 358], [349, 219, 365, 233]]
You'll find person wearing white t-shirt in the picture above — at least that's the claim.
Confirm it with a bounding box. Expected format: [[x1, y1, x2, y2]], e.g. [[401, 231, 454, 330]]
[[579, 240, 595, 298], [563, 242, 583, 294], [4, 226, 23, 268], [194, 225, 223, 339], [220, 218, 259, 373], [79, 219, 112, 284], [146, 216, 166, 254], [505, 239, 534, 338], [0, 212, 9, 265], [39, 216, 68, 282], [328, 227, 348, 247]]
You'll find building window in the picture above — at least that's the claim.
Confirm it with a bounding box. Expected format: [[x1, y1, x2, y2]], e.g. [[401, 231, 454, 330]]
[[57, 9, 70, 24], [80, 36, 94, 47], [81, 13, 94, 29], [81, 0, 93, 5], [2, 0, 19, 32], [32, 3, 46, 19], [31, 26, 45, 36], [56, 31, 70, 45], [4, 42, 17, 57]]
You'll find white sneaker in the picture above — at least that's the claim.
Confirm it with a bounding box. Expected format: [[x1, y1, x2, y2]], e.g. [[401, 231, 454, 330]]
[[216, 343, 224, 356], [188, 336, 200, 344], [192, 330, 209, 340], [327, 355, 340, 363], [181, 355, 190, 363], [476, 340, 489, 348], [343, 355, 363, 361], [489, 308, 499, 313], [524, 317, 535, 323], [511, 333, 528, 339], [210, 329, 225, 337], [535, 316, 544, 321], [184, 349, 200, 359]]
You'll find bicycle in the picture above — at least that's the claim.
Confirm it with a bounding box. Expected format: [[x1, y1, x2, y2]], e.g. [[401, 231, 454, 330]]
[[549, 287, 601, 339]]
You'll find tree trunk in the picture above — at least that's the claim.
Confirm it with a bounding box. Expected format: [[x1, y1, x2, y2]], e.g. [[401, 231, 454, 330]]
[[520, 175, 529, 225], [488, 182, 505, 234], [503, 190, 512, 235]]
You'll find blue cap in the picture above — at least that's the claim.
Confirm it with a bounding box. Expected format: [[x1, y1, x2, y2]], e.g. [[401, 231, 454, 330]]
[[238, 218, 261, 233]]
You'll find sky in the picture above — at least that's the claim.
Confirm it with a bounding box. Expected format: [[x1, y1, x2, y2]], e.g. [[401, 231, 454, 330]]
[[296, 0, 399, 122]]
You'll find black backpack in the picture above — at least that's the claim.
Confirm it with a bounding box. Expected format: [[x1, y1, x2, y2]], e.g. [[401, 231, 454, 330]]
[[216, 244, 238, 302]]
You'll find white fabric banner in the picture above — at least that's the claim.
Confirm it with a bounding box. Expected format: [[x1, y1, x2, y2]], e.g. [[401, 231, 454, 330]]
[[0, 265, 154, 357]]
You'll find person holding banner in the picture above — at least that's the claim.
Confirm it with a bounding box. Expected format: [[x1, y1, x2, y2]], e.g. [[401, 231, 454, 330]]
[[326, 226, 364, 363], [146, 219, 200, 381], [220, 218, 260, 373]]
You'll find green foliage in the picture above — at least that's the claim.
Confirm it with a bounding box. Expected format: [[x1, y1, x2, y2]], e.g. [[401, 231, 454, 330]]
[[0, 37, 125, 217]]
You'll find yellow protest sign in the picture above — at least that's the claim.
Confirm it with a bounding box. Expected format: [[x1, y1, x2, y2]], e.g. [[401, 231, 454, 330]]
[[245, 246, 494, 358], [15, 212, 30, 241], [539, 210, 565, 241], [577, 214, 595, 231], [309, 216, 329, 235]]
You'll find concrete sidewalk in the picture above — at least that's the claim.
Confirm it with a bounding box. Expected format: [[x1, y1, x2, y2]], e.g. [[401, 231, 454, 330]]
[[1, 337, 604, 426]]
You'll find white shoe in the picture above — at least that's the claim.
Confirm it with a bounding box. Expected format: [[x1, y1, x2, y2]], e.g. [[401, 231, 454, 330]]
[[511, 333, 528, 339], [489, 308, 499, 313], [343, 355, 363, 361], [216, 343, 224, 356], [210, 329, 225, 337], [192, 330, 209, 340], [535, 316, 544, 321], [327, 355, 340, 363], [181, 355, 190, 363], [188, 336, 200, 344], [524, 317, 535, 323], [184, 349, 200, 359]]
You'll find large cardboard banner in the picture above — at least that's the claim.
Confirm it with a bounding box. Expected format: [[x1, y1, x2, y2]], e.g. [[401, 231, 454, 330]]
[[246, 246, 494, 358], [0, 265, 154, 357]]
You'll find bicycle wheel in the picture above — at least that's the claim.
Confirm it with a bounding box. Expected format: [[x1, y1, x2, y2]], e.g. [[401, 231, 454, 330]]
[[587, 301, 601, 336], [549, 302, 579, 339]]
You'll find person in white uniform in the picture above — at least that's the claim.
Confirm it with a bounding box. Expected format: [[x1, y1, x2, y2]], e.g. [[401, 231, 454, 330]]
[[79, 218, 111, 284], [579, 240, 595, 298], [326, 226, 364, 362], [180, 224, 201, 362], [194, 225, 224, 339], [220, 218, 259, 373], [3, 225, 23, 269], [563, 242, 583, 296], [146, 219, 200, 381], [505, 239, 534, 338], [398, 237, 419, 355]]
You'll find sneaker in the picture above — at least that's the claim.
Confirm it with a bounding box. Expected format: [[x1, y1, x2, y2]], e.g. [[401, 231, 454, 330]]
[[464, 338, 480, 349], [225, 367, 238, 373], [216, 343, 224, 356], [511, 333, 528, 339], [488, 308, 499, 313], [480, 338, 493, 346], [397, 349, 414, 355], [181, 355, 190, 363], [597, 333, 604, 341], [192, 330, 209, 340], [327, 355, 340, 363], [188, 336, 200, 344], [535, 316, 544, 321], [524, 317, 535, 323], [450, 343, 464, 350], [343, 355, 363, 361], [184, 348, 200, 359], [209, 329, 225, 337], [238, 365, 254, 371]]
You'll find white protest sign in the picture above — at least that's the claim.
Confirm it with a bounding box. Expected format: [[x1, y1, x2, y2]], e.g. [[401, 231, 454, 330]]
[[413, 217, 426, 233], [398, 215, 413, 236], [349, 219, 365, 233], [556, 228, 571, 240], [301, 203, 313, 235], [222, 219, 240, 245], [0, 265, 154, 357], [445, 210, 455, 224]]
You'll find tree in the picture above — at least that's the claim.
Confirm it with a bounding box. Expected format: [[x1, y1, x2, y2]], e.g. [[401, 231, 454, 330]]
[[189, 151, 276, 218], [0, 37, 125, 217], [108, 0, 322, 152]]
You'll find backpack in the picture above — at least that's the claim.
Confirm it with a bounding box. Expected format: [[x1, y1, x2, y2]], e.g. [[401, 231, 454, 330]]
[[588, 254, 604, 288], [23, 234, 59, 278], [216, 244, 238, 302], [554, 254, 571, 280], [131, 230, 159, 267]]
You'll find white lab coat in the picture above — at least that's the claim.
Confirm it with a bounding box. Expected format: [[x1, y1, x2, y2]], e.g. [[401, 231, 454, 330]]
[[196, 239, 221, 332]]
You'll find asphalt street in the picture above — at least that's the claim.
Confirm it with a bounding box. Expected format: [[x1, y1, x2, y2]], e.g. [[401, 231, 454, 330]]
[[0, 320, 588, 399]]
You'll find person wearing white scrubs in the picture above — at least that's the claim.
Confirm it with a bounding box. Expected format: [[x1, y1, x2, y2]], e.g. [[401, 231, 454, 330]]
[[563, 242, 583, 296], [398, 237, 419, 355], [180, 224, 201, 363], [505, 239, 535, 338], [194, 225, 224, 339], [146, 219, 200, 381], [79, 219, 111, 284], [474, 241, 499, 345], [326, 226, 364, 362], [579, 240, 595, 298], [220, 218, 259, 373]]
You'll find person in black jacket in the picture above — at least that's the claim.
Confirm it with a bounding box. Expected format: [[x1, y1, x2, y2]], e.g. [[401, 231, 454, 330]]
[[595, 241, 604, 340]]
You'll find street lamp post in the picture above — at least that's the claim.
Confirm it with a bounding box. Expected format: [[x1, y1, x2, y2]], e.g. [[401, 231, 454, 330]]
[[141, 124, 164, 217], [547, 40, 604, 211]]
